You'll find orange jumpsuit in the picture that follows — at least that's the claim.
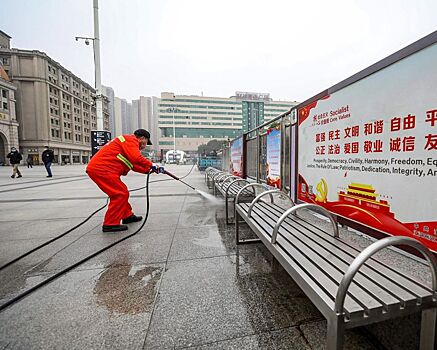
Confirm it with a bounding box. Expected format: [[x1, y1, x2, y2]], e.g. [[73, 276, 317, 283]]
[[86, 135, 153, 226]]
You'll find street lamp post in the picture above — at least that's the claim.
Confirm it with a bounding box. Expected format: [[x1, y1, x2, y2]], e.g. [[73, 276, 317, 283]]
[[75, 0, 104, 131]]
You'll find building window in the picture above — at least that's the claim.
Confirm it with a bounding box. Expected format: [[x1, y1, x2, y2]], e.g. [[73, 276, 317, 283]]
[[51, 129, 60, 138], [2, 102, 7, 110], [2, 58, 8, 65], [2, 90, 7, 98]]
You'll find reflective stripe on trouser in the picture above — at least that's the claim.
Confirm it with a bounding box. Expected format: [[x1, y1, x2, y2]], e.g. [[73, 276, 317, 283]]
[[87, 171, 133, 226], [12, 164, 21, 176]]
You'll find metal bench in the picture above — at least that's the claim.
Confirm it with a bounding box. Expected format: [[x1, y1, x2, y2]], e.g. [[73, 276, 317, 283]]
[[235, 190, 437, 350], [205, 168, 224, 189], [213, 177, 264, 224]]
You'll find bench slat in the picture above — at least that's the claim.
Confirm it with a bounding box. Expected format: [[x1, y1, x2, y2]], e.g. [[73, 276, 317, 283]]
[[237, 204, 366, 317], [249, 204, 420, 314], [217, 183, 254, 197], [257, 202, 433, 298], [246, 206, 382, 314], [238, 202, 435, 316]]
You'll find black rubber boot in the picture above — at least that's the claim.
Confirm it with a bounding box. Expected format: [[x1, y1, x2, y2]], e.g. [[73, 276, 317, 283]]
[[122, 215, 143, 224], [17, 174, 22, 178], [102, 224, 128, 232]]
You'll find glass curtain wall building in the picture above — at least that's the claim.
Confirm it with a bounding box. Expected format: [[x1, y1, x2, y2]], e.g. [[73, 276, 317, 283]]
[[158, 92, 298, 153]]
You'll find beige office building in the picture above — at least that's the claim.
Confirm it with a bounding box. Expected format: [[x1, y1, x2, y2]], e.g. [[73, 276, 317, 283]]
[[0, 63, 19, 165], [0, 32, 109, 164]]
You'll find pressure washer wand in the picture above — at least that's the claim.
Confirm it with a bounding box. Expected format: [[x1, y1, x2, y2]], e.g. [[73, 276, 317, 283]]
[[163, 170, 196, 191]]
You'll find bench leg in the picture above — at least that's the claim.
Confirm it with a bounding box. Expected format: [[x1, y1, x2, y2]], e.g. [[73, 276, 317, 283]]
[[327, 318, 344, 350], [420, 308, 437, 350], [235, 211, 261, 245], [235, 209, 240, 244], [225, 197, 229, 225]]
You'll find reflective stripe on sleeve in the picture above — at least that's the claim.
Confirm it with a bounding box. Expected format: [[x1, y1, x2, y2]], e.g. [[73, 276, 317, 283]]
[[116, 154, 133, 169], [117, 135, 126, 142]]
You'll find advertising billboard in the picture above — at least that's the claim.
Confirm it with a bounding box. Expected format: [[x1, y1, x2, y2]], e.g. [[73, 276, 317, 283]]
[[298, 43, 437, 251], [266, 128, 281, 188], [229, 137, 243, 177]]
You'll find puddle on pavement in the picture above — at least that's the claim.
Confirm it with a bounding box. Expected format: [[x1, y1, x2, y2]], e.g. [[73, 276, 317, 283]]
[[94, 264, 162, 315]]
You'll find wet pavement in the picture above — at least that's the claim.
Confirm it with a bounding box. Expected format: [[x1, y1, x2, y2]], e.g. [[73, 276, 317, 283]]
[[0, 164, 430, 349]]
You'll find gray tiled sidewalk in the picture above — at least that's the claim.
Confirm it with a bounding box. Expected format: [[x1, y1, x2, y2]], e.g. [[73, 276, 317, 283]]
[[0, 164, 430, 349]]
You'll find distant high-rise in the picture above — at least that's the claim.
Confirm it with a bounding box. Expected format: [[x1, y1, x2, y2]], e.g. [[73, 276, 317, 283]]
[[112, 97, 123, 136], [114, 98, 132, 134], [102, 85, 116, 137]]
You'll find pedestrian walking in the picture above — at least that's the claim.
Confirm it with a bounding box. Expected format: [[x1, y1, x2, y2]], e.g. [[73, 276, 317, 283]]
[[7, 147, 23, 178], [27, 155, 33, 168], [42, 146, 54, 177], [87, 129, 164, 232]]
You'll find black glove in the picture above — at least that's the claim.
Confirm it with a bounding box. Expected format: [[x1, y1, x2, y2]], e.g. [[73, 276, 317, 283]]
[[151, 164, 165, 174]]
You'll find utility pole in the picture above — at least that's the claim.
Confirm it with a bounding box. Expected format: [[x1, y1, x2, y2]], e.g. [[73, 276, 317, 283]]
[[76, 0, 109, 156], [93, 0, 104, 131]]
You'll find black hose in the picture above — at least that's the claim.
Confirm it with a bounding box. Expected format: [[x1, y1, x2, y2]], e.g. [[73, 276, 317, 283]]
[[0, 163, 196, 271], [0, 172, 152, 312], [0, 199, 109, 272]]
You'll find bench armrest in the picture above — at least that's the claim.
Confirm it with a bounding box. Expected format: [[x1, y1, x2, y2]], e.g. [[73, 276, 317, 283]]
[[248, 190, 295, 218], [335, 236, 437, 315], [211, 171, 225, 182], [220, 175, 239, 191], [215, 173, 232, 183], [206, 167, 219, 174], [235, 183, 267, 205], [225, 178, 251, 197], [272, 203, 338, 244]]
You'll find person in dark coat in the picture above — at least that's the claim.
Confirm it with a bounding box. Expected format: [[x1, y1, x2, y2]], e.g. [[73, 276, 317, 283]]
[[42, 146, 54, 177], [7, 147, 23, 178], [27, 154, 33, 168]]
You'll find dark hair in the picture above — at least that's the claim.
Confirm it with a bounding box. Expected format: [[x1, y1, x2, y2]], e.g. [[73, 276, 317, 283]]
[[134, 129, 150, 138], [134, 129, 152, 145]]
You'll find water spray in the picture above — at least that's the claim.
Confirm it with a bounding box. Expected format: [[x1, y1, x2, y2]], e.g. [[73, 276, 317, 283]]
[[163, 169, 221, 203]]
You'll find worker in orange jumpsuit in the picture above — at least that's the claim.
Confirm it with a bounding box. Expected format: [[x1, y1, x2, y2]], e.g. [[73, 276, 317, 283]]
[[86, 129, 164, 232]]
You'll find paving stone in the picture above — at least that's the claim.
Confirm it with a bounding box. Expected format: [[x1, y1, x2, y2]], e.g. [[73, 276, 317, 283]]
[[0, 264, 163, 350], [189, 326, 311, 350], [143, 255, 321, 349], [300, 320, 377, 350]]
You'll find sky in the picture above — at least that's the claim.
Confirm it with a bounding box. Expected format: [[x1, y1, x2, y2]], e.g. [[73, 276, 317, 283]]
[[1, 0, 436, 102]]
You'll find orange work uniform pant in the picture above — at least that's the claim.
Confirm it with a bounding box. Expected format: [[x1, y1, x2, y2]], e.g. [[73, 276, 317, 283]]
[[87, 170, 133, 226]]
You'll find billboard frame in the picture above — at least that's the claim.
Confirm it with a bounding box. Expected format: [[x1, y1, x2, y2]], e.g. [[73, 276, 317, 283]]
[[294, 30, 437, 255]]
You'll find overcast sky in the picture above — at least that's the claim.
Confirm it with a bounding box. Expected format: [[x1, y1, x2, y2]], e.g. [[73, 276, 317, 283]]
[[1, 0, 436, 102]]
